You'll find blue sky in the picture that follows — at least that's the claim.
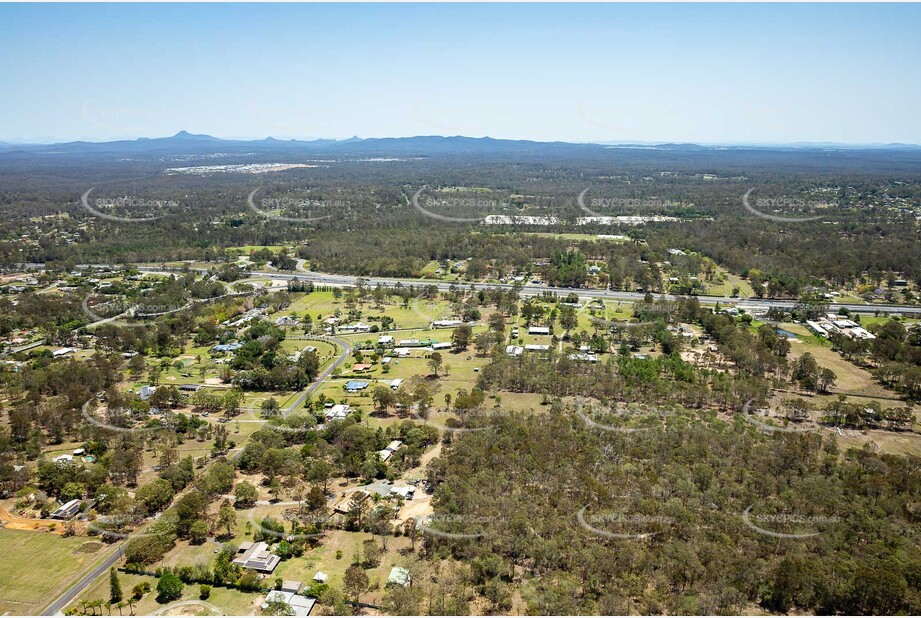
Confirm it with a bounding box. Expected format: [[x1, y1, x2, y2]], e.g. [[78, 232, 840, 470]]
[[2, 2, 920, 144]]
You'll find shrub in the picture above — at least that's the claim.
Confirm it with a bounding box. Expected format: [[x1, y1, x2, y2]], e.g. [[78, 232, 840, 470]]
[[156, 571, 183, 603]]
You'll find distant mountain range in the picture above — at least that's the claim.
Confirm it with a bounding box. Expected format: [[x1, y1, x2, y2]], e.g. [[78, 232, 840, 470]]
[[1, 131, 919, 157]]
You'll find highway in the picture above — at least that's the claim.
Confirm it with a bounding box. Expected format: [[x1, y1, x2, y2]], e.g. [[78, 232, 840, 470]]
[[138, 266, 921, 316]]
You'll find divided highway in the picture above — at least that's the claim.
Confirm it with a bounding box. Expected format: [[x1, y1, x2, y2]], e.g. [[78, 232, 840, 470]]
[[138, 266, 921, 316]]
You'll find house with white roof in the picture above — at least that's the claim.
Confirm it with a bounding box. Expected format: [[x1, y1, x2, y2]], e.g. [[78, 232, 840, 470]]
[[325, 404, 351, 421]]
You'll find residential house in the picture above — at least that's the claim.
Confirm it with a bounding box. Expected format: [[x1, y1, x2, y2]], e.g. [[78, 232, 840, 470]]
[[387, 567, 412, 588], [325, 404, 351, 421], [345, 380, 369, 393], [262, 589, 315, 616], [49, 499, 83, 520], [139, 385, 156, 401], [232, 541, 280, 573]]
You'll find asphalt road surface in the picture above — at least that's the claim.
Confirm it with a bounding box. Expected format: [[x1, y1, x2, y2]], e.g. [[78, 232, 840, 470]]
[[137, 265, 921, 316]]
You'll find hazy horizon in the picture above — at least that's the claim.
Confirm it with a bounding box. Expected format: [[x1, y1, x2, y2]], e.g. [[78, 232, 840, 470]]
[[3, 2, 921, 144], [3, 130, 921, 148]]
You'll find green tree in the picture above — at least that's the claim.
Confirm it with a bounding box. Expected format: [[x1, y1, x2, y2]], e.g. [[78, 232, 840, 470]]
[[451, 325, 473, 351], [156, 572, 183, 603], [109, 567, 123, 604], [343, 565, 370, 602], [189, 520, 209, 545], [264, 599, 294, 616], [234, 481, 259, 507], [372, 386, 395, 413], [361, 539, 380, 568], [427, 352, 443, 377], [217, 499, 237, 538]]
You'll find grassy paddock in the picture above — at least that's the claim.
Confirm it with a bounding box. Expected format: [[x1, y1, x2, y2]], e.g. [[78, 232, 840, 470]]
[[0, 528, 112, 615]]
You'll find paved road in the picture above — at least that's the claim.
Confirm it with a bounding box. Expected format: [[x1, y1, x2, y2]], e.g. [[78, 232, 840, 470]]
[[43, 544, 124, 615], [42, 442, 247, 616], [138, 266, 921, 316], [283, 335, 352, 416]]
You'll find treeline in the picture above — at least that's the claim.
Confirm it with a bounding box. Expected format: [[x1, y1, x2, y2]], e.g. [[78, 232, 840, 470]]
[[423, 406, 921, 615]]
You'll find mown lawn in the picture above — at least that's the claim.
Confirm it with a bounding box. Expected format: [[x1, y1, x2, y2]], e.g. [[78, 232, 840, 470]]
[[73, 569, 261, 616], [0, 528, 113, 615]]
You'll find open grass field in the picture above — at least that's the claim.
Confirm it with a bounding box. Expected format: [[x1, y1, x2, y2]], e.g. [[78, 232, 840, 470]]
[[780, 324, 901, 401], [280, 290, 458, 332], [135, 418, 262, 486], [0, 528, 114, 615], [705, 267, 756, 298], [73, 569, 261, 616], [831, 426, 921, 457], [273, 530, 416, 606], [226, 245, 291, 255]]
